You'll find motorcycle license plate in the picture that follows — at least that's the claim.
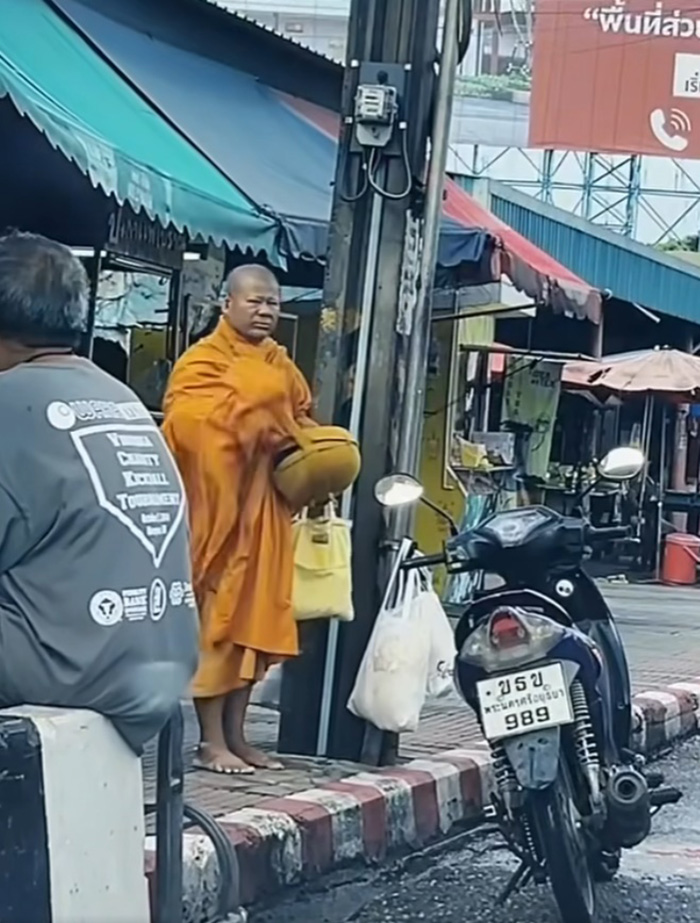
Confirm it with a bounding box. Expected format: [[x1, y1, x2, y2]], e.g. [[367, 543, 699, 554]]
[[477, 662, 574, 741]]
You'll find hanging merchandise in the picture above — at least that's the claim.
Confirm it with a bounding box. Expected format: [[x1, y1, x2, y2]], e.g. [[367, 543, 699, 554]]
[[347, 556, 433, 733], [501, 358, 563, 480], [291, 503, 354, 622]]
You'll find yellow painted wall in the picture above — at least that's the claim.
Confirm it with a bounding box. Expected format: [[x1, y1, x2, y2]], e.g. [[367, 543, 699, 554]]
[[414, 314, 496, 592], [129, 327, 168, 410], [414, 323, 466, 592]]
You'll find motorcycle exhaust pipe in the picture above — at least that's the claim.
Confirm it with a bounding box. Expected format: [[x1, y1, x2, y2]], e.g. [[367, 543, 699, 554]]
[[605, 767, 651, 849]]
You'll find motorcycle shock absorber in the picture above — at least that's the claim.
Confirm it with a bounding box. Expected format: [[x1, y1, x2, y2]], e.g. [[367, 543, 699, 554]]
[[492, 744, 545, 874], [491, 743, 537, 860], [491, 743, 519, 812], [571, 679, 602, 802], [520, 815, 538, 862]]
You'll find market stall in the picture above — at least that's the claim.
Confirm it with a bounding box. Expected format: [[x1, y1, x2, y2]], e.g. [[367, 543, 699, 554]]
[[561, 346, 700, 579]]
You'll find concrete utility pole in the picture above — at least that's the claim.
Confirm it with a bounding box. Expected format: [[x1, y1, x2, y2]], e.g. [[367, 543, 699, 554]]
[[278, 0, 468, 764], [394, 0, 463, 483]]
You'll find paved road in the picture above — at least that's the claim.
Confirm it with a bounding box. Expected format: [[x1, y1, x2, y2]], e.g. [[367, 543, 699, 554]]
[[450, 95, 530, 149], [252, 737, 700, 923], [450, 96, 530, 147], [155, 581, 700, 820], [601, 583, 700, 691]]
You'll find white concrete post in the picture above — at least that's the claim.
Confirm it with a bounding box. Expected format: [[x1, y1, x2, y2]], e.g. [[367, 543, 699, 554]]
[[0, 706, 150, 923]]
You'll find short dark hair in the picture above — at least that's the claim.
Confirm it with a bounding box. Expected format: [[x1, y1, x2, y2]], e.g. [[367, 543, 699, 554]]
[[0, 232, 89, 348]]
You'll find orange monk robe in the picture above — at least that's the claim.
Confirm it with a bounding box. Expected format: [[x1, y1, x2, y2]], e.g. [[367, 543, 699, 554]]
[[162, 319, 312, 697]]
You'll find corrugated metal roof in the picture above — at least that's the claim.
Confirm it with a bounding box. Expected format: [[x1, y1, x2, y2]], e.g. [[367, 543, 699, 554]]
[[486, 180, 700, 325]]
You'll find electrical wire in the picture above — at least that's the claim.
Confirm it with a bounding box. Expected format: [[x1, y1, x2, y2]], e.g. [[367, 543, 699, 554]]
[[366, 128, 413, 200], [426, 354, 542, 419], [340, 147, 371, 202]]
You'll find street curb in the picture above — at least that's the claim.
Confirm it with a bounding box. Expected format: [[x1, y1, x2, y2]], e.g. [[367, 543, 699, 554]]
[[145, 677, 700, 919]]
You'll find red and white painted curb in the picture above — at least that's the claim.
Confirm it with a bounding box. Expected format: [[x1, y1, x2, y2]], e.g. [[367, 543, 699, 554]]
[[145, 678, 700, 920]]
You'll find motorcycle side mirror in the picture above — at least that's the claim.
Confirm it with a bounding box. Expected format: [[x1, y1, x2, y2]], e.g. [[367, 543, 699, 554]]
[[597, 446, 646, 482], [374, 473, 459, 536], [374, 473, 424, 507]]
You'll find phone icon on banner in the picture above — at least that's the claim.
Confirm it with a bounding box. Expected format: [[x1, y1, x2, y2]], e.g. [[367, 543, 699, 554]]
[[649, 108, 691, 152]]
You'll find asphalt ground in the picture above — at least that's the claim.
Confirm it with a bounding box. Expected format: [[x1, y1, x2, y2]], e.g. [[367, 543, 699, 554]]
[[252, 736, 700, 923]]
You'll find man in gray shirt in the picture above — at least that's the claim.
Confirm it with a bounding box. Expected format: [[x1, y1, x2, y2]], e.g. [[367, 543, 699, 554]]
[[0, 231, 198, 753]]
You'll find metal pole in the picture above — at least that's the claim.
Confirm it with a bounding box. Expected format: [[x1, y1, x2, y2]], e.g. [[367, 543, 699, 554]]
[[395, 0, 461, 480], [319, 0, 441, 764], [279, 0, 442, 764], [316, 192, 383, 756], [83, 250, 102, 359], [154, 707, 184, 923], [637, 394, 652, 524], [167, 269, 184, 365], [655, 400, 667, 580]]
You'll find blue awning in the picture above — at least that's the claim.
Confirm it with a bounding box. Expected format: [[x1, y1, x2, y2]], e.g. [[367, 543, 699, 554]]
[[52, 0, 491, 271], [1, 0, 282, 258]]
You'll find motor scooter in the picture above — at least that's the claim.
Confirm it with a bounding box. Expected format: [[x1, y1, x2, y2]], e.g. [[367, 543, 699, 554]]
[[375, 446, 682, 923]]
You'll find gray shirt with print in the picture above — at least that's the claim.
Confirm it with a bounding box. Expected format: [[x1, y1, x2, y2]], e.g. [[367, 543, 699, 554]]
[[0, 357, 198, 753]]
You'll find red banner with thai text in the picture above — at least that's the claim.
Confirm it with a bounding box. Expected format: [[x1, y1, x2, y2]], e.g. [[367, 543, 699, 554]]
[[530, 0, 700, 158]]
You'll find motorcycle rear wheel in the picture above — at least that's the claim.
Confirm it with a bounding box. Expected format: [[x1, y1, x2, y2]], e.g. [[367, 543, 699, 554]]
[[533, 766, 597, 923]]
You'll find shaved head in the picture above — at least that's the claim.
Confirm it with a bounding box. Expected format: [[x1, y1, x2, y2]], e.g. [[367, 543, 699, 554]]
[[222, 264, 281, 343], [226, 264, 279, 298]]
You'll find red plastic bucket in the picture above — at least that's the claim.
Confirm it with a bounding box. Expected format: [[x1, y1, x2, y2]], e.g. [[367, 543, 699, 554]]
[[662, 532, 700, 586]]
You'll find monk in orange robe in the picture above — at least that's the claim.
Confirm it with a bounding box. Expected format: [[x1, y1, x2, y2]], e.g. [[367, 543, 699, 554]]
[[162, 265, 313, 773]]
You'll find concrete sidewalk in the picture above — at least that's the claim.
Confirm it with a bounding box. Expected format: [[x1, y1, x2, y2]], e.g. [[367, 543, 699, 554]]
[[141, 583, 700, 921]]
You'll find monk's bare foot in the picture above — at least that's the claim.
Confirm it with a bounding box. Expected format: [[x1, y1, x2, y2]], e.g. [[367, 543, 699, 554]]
[[231, 744, 283, 771], [194, 743, 254, 776]]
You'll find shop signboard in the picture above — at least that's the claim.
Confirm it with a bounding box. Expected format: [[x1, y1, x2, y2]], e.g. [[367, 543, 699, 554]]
[[106, 204, 186, 271], [455, 0, 700, 156], [529, 0, 700, 158]]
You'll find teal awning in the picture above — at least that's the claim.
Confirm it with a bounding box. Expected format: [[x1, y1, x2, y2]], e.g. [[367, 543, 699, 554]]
[[0, 0, 281, 259]]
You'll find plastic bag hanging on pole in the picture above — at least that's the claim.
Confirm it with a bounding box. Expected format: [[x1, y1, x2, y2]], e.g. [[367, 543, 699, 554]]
[[347, 553, 432, 733], [419, 566, 457, 698]]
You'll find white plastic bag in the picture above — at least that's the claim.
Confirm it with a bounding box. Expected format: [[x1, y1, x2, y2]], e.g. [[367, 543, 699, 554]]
[[347, 562, 431, 733], [420, 568, 457, 698], [250, 663, 282, 709]]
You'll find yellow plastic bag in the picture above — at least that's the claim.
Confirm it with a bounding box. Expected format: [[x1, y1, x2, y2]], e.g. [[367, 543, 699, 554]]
[[292, 504, 354, 622]]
